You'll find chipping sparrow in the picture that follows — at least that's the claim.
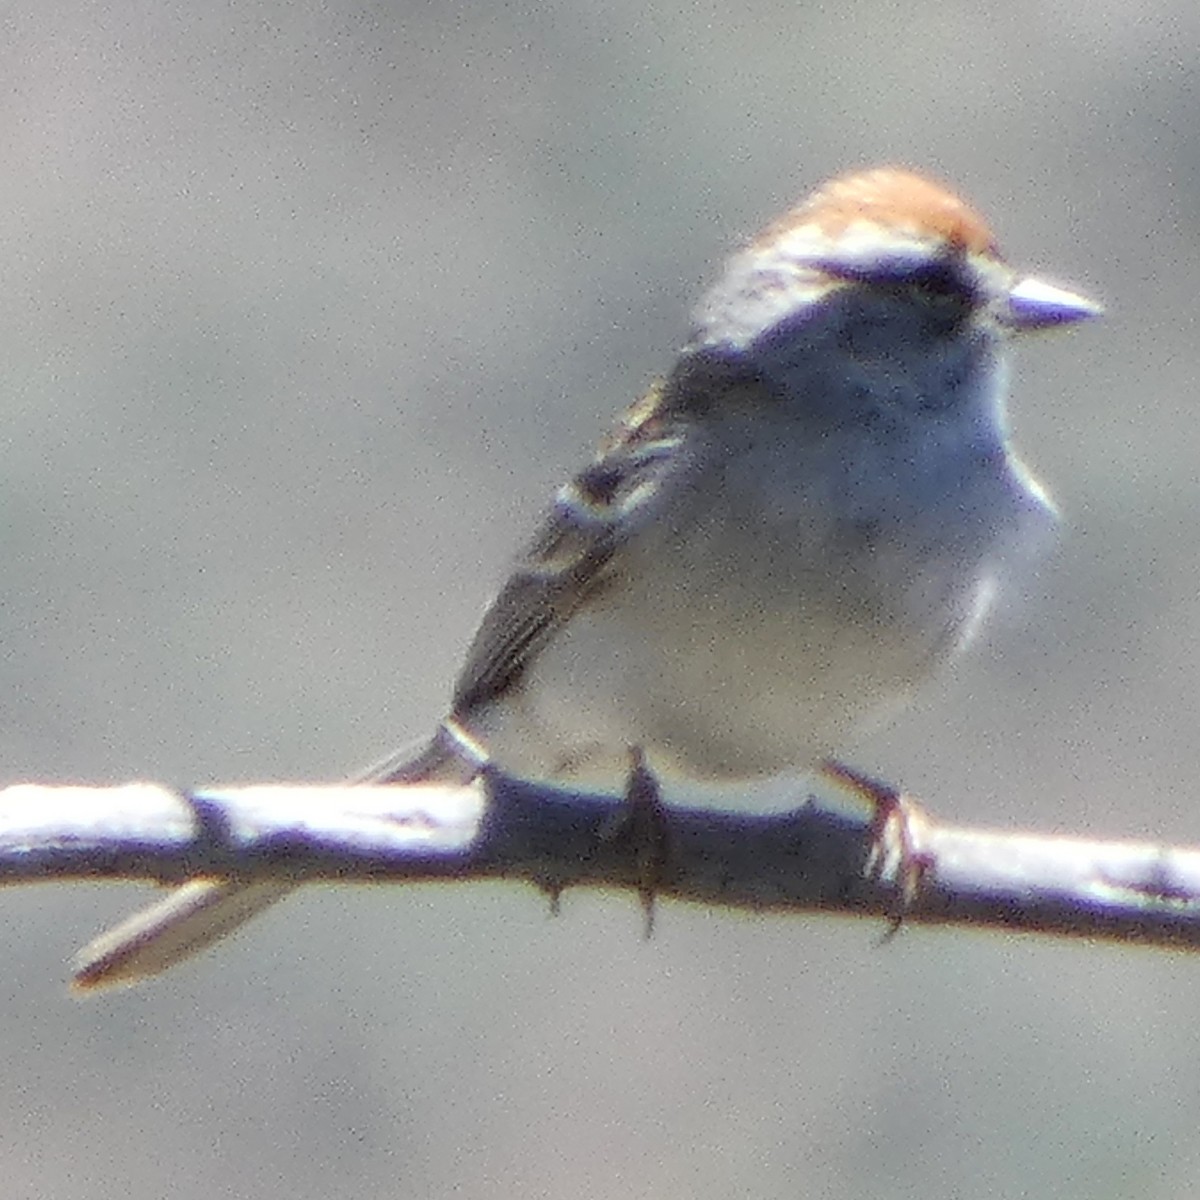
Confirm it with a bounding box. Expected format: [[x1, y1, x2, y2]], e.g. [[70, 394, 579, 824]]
[[74, 166, 1099, 988]]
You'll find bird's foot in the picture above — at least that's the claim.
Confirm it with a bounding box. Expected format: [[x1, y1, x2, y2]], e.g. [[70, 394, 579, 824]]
[[599, 747, 669, 937], [823, 760, 932, 935]]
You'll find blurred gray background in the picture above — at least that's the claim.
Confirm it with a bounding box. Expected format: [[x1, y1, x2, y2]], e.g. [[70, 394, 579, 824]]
[[2, 2, 1199, 1197]]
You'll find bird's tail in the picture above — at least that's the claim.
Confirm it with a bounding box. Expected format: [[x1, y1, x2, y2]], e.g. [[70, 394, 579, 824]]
[[71, 727, 477, 992]]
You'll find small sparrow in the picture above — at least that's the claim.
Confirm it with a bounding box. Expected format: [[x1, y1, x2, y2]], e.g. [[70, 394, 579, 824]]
[[74, 166, 1099, 988]]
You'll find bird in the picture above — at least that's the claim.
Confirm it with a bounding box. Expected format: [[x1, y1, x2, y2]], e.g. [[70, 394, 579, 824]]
[[73, 166, 1100, 989]]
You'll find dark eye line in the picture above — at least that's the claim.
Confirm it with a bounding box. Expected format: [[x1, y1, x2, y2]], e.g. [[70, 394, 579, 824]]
[[822, 256, 977, 304], [899, 261, 976, 302]]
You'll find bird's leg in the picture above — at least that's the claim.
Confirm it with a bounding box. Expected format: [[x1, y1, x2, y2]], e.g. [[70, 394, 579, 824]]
[[599, 746, 669, 937], [822, 760, 932, 932]]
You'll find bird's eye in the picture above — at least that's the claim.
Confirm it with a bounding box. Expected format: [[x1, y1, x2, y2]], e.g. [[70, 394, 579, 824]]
[[902, 261, 974, 303], [831, 257, 977, 309]]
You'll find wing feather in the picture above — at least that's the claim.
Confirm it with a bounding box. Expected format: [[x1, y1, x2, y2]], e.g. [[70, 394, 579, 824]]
[[451, 381, 685, 715]]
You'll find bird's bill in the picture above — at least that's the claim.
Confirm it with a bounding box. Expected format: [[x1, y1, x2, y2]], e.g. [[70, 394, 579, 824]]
[[1005, 275, 1103, 330]]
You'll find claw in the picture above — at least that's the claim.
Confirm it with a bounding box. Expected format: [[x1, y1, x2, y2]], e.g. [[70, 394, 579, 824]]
[[541, 881, 564, 918], [822, 760, 932, 929]]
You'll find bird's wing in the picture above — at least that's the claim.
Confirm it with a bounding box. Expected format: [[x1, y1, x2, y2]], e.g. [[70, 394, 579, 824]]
[[450, 380, 688, 716]]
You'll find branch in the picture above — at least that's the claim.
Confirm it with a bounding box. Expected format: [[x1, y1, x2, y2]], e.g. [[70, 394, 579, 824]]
[[4, 773, 1200, 964]]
